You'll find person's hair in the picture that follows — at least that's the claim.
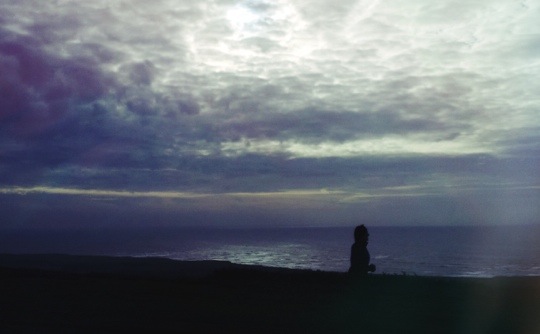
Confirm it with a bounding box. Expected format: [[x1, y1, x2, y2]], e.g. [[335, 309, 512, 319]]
[[354, 224, 368, 242]]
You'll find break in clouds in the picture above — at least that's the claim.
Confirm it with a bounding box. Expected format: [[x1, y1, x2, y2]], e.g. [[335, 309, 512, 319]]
[[1, 0, 539, 226]]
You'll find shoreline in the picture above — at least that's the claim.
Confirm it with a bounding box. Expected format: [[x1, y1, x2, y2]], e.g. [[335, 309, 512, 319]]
[[1, 253, 539, 333], [0, 252, 538, 279]]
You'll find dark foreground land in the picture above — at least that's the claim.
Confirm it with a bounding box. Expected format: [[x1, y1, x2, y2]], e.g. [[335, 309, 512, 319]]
[[1, 254, 539, 334]]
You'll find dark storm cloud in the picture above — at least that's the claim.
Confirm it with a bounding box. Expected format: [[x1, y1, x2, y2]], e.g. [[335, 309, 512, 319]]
[[0, 26, 118, 156], [0, 19, 201, 182], [121, 61, 156, 86]]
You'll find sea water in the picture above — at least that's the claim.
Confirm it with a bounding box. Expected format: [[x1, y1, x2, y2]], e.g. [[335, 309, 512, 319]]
[[1, 225, 540, 277]]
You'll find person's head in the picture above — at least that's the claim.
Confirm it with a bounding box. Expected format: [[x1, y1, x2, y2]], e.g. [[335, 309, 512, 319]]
[[354, 225, 369, 245]]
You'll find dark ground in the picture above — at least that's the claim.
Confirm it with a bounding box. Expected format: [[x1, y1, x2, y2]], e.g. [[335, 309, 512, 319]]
[[0, 254, 539, 333]]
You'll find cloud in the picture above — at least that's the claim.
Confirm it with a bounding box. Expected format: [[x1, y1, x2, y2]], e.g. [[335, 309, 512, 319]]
[[1, 0, 539, 226]]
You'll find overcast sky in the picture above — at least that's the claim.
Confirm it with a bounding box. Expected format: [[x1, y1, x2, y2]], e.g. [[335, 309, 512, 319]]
[[1, 0, 539, 228]]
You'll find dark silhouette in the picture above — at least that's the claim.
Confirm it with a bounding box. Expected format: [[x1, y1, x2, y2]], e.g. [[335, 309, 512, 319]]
[[348, 225, 376, 275]]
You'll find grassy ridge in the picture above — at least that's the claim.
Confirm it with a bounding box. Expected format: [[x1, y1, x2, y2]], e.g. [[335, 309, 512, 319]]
[[0, 255, 539, 333]]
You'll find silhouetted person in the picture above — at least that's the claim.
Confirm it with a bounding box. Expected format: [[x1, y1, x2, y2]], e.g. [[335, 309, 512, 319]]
[[348, 225, 376, 275]]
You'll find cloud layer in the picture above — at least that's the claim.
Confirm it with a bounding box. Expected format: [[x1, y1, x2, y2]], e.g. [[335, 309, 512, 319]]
[[1, 0, 539, 226]]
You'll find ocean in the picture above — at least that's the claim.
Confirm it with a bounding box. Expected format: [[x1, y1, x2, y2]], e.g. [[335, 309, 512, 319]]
[[1, 225, 540, 277]]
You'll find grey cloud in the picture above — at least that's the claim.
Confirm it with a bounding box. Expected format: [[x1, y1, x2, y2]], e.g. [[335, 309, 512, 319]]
[[292, 0, 356, 29], [215, 108, 454, 143], [7, 152, 530, 195], [495, 128, 540, 162], [1, 0, 539, 228], [413, 2, 491, 24], [239, 37, 281, 52], [174, 98, 201, 116], [120, 86, 200, 117], [0, 0, 216, 178], [121, 61, 157, 86], [0, 29, 180, 180], [0, 29, 117, 130], [124, 89, 159, 116], [202, 69, 474, 144], [0, 15, 495, 186]]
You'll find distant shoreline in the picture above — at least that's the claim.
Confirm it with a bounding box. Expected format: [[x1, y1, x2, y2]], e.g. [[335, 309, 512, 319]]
[[0, 252, 538, 280]]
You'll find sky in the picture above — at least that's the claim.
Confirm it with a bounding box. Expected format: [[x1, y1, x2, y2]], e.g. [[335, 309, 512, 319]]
[[1, 0, 539, 228]]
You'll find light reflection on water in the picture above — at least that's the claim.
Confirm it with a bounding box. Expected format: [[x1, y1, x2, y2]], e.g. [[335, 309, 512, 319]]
[[107, 226, 540, 276], [176, 243, 349, 271], [1, 226, 539, 277]]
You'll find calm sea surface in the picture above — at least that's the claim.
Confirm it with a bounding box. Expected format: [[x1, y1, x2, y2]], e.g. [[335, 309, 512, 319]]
[[2, 225, 540, 277]]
